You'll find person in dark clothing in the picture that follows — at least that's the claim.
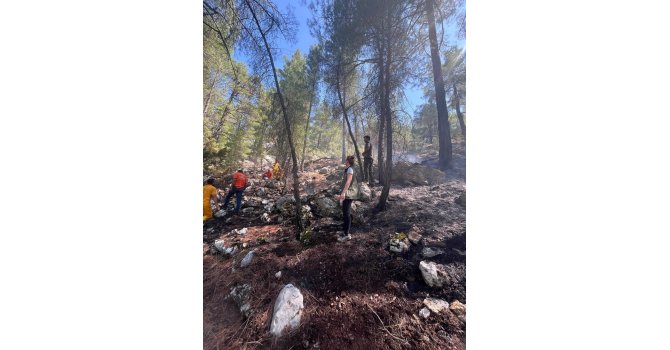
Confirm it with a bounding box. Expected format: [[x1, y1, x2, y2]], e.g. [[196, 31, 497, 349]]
[[362, 135, 373, 185], [336, 155, 359, 242]]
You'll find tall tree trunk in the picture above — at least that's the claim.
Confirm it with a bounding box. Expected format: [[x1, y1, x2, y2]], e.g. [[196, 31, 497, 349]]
[[341, 114, 347, 162], [203, 76, 217, 116], [353, 111, 358, 142], [426, 0, 452, 169], [377, 14, 393, 211], [245, 0, 303, 233], [376, 27, 386, 187], [336, 63, 364, 175], [453, 83, 466, 141], [300, 75, 317, 171]]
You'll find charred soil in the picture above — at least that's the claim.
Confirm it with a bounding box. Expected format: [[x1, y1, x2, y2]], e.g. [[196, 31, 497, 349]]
[[204, 148, 465, 350]]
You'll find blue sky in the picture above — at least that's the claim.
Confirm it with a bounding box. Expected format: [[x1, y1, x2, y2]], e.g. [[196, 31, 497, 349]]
[[233, 0, 464, 116]]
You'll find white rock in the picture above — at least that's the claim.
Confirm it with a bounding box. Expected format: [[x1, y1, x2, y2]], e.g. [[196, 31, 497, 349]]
[[275, 271, 282, 278], [423, 298, 450, 314], [214, 239, 226, 252], [270, 284, 304, 336], [389, 238, 410, 254], [238, 227, 248, 235], [261, 213, 271, 222], [419, 307, 430, 319], [419, 261, 449, 288], [214, 209, 226, 218], [240, 250, 255, 268]]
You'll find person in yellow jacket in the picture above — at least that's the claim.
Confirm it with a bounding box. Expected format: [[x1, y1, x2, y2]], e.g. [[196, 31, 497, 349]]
[[203, 178, 219, 222], [272, 160, 282, 180]]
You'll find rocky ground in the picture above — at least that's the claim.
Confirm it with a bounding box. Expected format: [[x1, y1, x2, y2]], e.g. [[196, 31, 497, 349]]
[[203, 145, 466, 349]]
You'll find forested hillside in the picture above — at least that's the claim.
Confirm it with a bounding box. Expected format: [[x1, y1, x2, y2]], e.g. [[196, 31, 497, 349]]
[[203, 0, 466, 348]]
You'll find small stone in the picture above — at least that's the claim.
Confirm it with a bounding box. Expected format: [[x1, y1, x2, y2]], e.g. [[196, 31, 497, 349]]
[[275, 271, 282, 278], [423, 298, 450, 314], [229, 284, 252, 319], [422, 247, 445, 258], [419, 261, 450, 288], [222, 246, 237, 256], [238, 227, 248, 235], [213, 239, 226, 252], [419, 307, 430, 319], [408, 231, 422, 245], [449, 300, 466, 316], [240, 250, 255, 268]]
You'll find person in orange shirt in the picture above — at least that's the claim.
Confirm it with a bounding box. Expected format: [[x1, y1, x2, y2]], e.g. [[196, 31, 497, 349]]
[[222, 168, 248, 214], [203, 178, 218, 222]]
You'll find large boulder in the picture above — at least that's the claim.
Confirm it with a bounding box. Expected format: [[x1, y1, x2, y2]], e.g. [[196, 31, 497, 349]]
[[275, 195, 296, 214], [358, 183, 372, 202], [314, 196, 340, 218], [391, 161, 447, 185], [270, 284, 304, 337]]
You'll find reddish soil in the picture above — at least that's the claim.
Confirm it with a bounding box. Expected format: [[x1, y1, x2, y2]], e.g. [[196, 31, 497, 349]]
[[203, 147, 465, 350]]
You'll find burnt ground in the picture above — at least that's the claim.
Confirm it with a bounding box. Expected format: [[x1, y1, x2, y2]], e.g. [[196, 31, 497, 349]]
[[203, 145, 465, 350]]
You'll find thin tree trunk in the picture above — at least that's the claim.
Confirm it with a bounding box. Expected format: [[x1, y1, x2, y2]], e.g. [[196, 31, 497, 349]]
[[212, 88, 238, 141], [245, 0, 303, 233], [376, 26, 386, 187], [353, 111, 358, 142], [300, 77, 317, 171], [336, 63, 364, 175], [341, 114, 347, 162], [453, 83, 466, 141], [203, 77, 216, 116], [426, 0, 452, 169]]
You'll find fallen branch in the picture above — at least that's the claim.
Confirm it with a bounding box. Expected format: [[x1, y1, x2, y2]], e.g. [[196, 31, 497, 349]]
[[366, 304, 409, 345]]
